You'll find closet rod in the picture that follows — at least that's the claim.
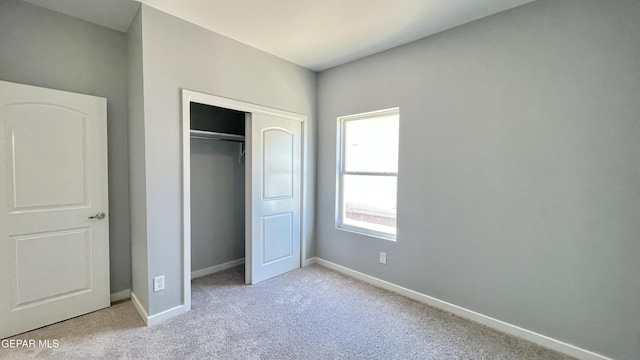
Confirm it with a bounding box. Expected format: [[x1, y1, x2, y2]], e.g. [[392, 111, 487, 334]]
[[190, 129, 245, 142]]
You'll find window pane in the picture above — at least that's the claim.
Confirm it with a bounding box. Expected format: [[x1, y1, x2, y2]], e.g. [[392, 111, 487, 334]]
[[342, 174, 396, 235], [343, 113, 398, 173]]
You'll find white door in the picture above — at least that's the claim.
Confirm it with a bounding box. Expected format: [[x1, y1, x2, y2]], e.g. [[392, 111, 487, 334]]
[[0, 80, 109, 339], [246, 112, 301, 284]]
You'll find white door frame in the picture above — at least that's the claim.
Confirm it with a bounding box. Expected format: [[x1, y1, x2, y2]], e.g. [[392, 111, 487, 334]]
[[181, 89, 307, 309]]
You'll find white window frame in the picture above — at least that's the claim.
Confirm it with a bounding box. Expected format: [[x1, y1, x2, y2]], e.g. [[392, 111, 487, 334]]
[[336, 107, 399, 241]]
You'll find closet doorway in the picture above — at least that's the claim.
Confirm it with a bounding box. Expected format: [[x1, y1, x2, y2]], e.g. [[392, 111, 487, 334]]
[[181, 89, 306, 310]]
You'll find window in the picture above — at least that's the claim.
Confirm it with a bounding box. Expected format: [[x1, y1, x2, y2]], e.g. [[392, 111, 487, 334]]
[[337, 108, 399, 240]]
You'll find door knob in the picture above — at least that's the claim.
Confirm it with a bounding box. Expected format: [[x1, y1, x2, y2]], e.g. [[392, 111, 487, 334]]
[[88, 212, 106, 220]]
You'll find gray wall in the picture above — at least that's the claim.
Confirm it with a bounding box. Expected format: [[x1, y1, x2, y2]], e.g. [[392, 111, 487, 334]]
[[135, 5, 317, 315], [316, 1, 640, 359], [127, 9, 148, 310], [0, 0, 132, 294], [191, 139, 245, 272]]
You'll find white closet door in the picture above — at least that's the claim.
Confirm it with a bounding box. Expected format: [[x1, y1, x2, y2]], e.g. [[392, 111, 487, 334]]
[[0, 80, 110, 339], [246, 113, 301, 284]]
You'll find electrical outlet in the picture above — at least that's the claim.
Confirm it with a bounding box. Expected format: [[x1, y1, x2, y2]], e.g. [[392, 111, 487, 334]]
[[379, 252, 387, 264], [153, 275, 165, 292]]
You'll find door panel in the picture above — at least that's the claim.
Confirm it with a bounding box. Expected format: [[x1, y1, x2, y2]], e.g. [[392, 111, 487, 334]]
[[247, 113, 301, 284], [262, 129, 293, 199], [262, 212, 293, 263], [6, 104, 87, 211], [11, 228, 91, 308], [0, 80, 109, 339]]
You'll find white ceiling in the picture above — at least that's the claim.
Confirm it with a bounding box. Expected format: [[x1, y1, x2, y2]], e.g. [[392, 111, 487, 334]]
[[23, 0, 535, 71]]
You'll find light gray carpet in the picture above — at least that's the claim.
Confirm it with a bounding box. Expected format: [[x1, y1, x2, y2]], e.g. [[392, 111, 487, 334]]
[[0, 265, 574, 360]]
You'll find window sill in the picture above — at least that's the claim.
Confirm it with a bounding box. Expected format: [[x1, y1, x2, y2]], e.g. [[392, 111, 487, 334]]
[[336, 225, 396, 242]]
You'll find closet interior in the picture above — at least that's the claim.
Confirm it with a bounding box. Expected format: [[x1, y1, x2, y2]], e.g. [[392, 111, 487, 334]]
[[189, 102, 247, 278]]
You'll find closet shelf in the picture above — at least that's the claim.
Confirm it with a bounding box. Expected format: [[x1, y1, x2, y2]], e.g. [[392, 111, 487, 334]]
[[190, 130, 245, 142]]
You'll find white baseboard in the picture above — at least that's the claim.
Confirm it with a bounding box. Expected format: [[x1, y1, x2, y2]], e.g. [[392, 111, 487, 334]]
[[130, 291, 149, 326], [309, 257, 612, 360], [130, 291, 189, 327], [191, 258, 245, 279], [147, 305, 188, 326], [110, 289, 131, 303], [302, 257, 315, 267]]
